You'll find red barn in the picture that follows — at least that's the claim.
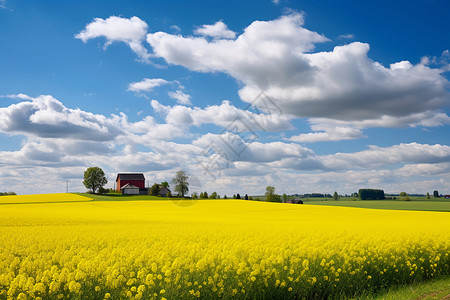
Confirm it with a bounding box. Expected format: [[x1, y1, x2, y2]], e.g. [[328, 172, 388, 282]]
[[116, 173, 145, 191]]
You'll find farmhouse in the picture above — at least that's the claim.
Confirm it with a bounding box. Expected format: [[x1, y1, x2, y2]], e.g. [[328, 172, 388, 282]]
[[116, 173, 145, 191]]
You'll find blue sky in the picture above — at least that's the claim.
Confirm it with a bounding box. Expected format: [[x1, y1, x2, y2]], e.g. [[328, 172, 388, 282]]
[[1, 0, 449, 196]]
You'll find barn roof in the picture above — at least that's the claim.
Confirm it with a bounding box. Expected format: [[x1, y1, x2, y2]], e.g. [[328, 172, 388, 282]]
[[120, 183, 140, 190], [116, 173, 145, 182]]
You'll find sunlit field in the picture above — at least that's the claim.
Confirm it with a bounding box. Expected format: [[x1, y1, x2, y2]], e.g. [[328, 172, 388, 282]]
[[0, 194, 449, 299]]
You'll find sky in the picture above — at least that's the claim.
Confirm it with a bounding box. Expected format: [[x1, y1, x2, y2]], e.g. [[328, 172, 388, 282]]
[[0, 0, 449, 196]]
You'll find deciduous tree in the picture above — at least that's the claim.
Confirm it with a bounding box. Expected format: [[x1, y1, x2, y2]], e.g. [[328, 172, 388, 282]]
[[83, 167, 107, 194], [172, 171, 189, 197]]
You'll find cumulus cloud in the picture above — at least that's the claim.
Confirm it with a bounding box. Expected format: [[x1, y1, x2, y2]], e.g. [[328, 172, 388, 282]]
[[75, 16, 150, 62], [194, 21, 236, 39], [151, 99, 293, 132], [322, 143, 450, 170], [145, 12, 449, 126], [194, 132, 314, 163], [288, 111, 450, 143], [168, 90, 192, 105], [127, 78, 170, 92], [0, 95, 123, 141], [288, 126, 365, 143]]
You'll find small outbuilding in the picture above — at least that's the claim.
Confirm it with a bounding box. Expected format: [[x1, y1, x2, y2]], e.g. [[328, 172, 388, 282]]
[[121, 183, 140, 195], [158, 187, 171, 197], [286, 198, 303, 204]]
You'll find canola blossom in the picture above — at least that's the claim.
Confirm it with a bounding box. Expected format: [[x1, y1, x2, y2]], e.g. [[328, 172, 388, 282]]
[[0, 194, 449, 299]]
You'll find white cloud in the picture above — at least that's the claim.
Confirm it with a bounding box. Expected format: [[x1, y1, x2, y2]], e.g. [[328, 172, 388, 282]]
[[151, 99, 293, 132], [338, 33, 354, 39], [194, 132, 314, 163], [168, 90, 192, 105], [75, 16, 150, 63], [145, 12, 449, 126], [0, 94, 123, 141], [127, 78, 170, 92], [322, 143, 450, 170], [289, 126, 364, 143], [288, 111, 450, 142], [194, 21, 236, 39]]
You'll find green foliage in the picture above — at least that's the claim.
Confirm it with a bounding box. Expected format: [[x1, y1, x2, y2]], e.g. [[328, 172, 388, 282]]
[[172, 171, 189, 197], [210, 192, 217, 199], [191, 192, 198, 199], [433, 190, 440, 198], [426, 192, 430, 200], [98, 187, 107, 194], [0, 192, 17, 196], [150, 183, 160, 196], [333, 192, 339, 201], [359, 189, 385, 200], [265, 186, 275, 202], [82, 167, 107, 194], [265, 186, 281, 202], [245, 194, 249, 200], [160, 181, 169, 188], [282, 193, 288, 203], [223, 195, 228, 199], [399, 192, 407, 196], [166, 191, 172, 198], [236, 193, 241, 199]]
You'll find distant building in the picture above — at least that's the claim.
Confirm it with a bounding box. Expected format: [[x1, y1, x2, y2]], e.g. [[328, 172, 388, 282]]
[[121, 183, 140, 195], [158, 187, 170, 197], [286, 199, 303, 204], [116, 173, 145, 191], [444, 195, 450, 199]]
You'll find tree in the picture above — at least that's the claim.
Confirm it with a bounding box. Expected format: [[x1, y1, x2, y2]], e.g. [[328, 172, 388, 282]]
[[210, 192, 217, 199], [83, 167, 107, 194], [333, 192, 339, 201], [245, 194, 249, 200], [426, 192, 430, 200], [166, 191, 172, 198], [282, 193, 288, 203], [399, 192, 407, 197], [359, 189, 385, 200], [199, 192, 204, 199], [223, 195, 228, 199], [172, 170, 189, 197], [161, 181, 169, 188], [203, 191, 209, 199], [265, 186, 275, 202], [236, 193, 241, 199], [433, 190, 439, 198], [150, 183, 160, 196], [192, 192, 198, 199]]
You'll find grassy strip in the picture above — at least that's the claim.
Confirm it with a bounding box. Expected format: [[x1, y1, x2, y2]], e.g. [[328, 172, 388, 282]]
[[357, 276, 450, 299], [78, 193, 168, 201], [304, 200, 450, 212]]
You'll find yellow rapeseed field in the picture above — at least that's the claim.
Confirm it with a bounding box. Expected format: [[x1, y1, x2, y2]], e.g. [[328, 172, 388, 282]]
[[0, 194, 449, 299]]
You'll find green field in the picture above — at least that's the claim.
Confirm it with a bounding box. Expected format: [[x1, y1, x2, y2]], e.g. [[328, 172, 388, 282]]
[[302, 198, 450, 212], [251, 195, 450, 212]]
